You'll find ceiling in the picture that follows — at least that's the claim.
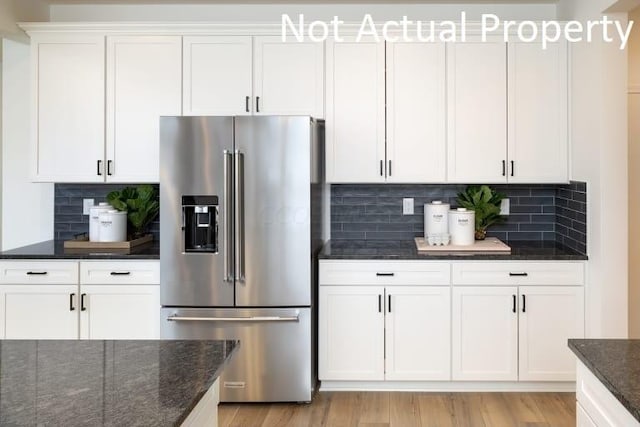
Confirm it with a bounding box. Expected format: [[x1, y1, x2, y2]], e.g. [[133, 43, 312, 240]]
[[41, 0, 558, 4]]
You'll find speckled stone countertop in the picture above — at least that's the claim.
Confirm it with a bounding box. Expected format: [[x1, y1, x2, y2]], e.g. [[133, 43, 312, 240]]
[[0, 340, 238, 426], [319, 239, 588, 260], [0, 239, 160, 259], [569, 339, 640, 423]]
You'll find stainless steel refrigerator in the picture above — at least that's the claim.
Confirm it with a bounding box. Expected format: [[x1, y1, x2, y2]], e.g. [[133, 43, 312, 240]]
[[159, 116, 325, 403]]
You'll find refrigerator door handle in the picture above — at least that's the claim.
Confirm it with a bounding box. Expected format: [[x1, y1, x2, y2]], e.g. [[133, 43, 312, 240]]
[[234, 150, 245, 282], [223, 149, 233, 282], [166, 315, 299, 322]]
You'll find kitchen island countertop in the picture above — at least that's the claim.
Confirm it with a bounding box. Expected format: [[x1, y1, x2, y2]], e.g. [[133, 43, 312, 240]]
[[0, 339, 238, 426], [569, 339, 640, 423], [319, 239, 588, 261], [0, 239, 160, 259]]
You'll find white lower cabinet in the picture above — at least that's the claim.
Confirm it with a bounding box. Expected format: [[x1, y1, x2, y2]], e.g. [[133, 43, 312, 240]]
[[0, 284, 79, 339], [452, 286, 518, 381], [319, 284, 451, 381], [452, 285, 584, 382], [0, 260, 160, 339], [79, 285, 160, 339]]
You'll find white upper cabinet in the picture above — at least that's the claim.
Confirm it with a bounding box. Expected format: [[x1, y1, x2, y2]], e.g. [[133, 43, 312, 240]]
[[508, 41, 569, 183], [326, 39, 385, 183], [386, 42, 446, 183], [183, 36, 252, 116], [447, 39, 508, 183], [31, 35, 105, 182], [106, 36, 182, 183], [253, 37, 324, 117]]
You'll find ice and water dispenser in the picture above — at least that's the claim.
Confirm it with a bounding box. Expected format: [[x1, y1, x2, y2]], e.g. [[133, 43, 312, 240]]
[[182, 195, 218, 253]]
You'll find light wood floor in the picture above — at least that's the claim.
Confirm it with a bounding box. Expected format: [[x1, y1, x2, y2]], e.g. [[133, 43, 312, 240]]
[[219, 391, 576, 427]]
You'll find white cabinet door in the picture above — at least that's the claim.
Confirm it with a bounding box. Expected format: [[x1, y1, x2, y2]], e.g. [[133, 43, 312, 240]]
[[508, 41, 569, 183], [447, 39, 507, 183], [319, 286, 385, 380], [79, 285, 160, 339], [253, 37, 324, 118], [386, 42, 446, 183], [32, 35, 105, 182], [326, 39, 385, 183], [452, 286, 518, 381], [1, 285, 78, 339], [385, 286, 451, 381], [183, 36, 252, 116], [519, 286, 584, 381], [106, 36, 182, 182]]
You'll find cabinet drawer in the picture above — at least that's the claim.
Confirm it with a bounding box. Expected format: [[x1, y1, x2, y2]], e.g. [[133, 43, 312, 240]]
[[0, 261, 78, 284], [80, 261, 160, 285], [319, 261, 450, 286], [452, 262, 584, 286]]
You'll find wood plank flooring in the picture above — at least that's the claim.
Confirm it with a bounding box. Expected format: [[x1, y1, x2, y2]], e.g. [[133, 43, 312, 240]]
[[219, 392, 576, 427]]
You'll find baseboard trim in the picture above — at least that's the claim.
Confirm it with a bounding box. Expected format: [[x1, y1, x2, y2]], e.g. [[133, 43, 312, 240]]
[[319, 381, 575, 392]]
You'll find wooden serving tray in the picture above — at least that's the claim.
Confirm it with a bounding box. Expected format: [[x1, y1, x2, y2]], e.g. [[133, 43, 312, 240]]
[[415, 237, 511, 253], [64, 234, 153, 251]]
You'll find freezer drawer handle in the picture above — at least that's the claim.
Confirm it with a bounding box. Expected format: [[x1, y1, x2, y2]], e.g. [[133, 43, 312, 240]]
[[26, 271, 48, 275], [110, 271, 131, 276], [166, 315, 299, 322], [509, 272, 528, 277]]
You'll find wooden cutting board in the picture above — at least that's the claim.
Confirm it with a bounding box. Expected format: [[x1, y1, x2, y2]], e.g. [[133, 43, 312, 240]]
[[415, 237, 511, 253]]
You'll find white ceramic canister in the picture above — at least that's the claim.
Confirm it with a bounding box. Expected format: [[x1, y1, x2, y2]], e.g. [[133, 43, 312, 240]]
[[448, 208, 475, 246], [424, 201, 450, 237], [98, 210, 127, 242], [89, 202, 113, 242]]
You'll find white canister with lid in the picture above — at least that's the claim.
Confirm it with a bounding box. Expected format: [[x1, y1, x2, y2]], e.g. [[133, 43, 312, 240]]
[[89, 202, 113, 242], [424, 201, 450, 236], [98, 210, 127, 242], [448, 208, 475, 246]]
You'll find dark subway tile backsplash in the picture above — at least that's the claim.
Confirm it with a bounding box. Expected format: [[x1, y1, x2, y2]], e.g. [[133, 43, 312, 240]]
[[331, 182, 587, 255], [54, 184, 160, 242]]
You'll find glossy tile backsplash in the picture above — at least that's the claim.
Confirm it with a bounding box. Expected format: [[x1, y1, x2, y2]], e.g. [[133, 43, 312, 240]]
[[331, 181, 587, 254], [54, 184, 160, 241]]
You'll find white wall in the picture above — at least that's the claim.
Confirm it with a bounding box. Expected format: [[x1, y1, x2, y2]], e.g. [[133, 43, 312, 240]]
[[628, 5, 640, 338], [1, 39, 53, 250], [558, 0, 630, 338], [49, 3, 557, 22], [0, 0, 48, 39]]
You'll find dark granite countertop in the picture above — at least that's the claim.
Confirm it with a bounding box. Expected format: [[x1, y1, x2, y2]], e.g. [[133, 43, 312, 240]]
[[569, 339, 640, 423], [0, 240, 160, 259], [319, 239, 588, 260], [0, 339, 238, 426]]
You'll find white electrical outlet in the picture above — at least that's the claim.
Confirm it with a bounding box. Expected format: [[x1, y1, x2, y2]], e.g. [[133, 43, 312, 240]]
[[402, 198, 414, 215], [500, 198, 510, 215], [83, 198, 95, 215]]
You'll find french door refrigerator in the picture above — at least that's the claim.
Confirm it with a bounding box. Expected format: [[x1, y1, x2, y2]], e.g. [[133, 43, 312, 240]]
[[159, 116, 325, 403]]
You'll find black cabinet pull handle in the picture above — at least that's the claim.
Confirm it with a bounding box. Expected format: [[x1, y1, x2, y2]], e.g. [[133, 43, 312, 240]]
[[110, 271, 131, 276], [388, 160, 392, 177], [81, 293, 87, 311], [69, 293, 76, 311], [256, 96, 260, 113], [380, 160, 383, 176], [511, 160, 515, 177], [378, 294, 382, 313], [509, 272, 528, 277], [26, 271, 47, 275], [388, 294, 392, 313], [107, 160, 113, 176], [245, 96, 250, 113], [97, 160, 103, 176], [376, 272, 394, 277], [522, 294, 526, 313], [502, 160, 506, 177], [512, 294, 516, 313]]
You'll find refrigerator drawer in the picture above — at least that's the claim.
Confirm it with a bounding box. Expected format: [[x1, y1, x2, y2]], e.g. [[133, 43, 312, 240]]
[[161, 307, 313, 403]]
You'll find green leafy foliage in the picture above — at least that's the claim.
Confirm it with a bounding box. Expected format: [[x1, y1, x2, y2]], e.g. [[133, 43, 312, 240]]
[[456, 185, 506, 232], [106, 185, 159, 238]]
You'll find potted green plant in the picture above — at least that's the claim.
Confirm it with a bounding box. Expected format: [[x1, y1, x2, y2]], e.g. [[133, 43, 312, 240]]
[[106, 185, 159, 239], [456, 185, 506, 240]]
